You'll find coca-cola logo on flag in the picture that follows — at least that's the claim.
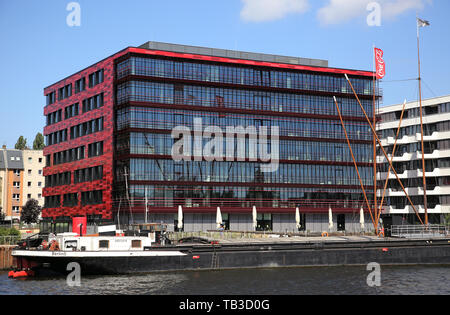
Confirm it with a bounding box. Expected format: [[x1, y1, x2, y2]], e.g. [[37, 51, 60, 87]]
[[374, 48, 385, 79]]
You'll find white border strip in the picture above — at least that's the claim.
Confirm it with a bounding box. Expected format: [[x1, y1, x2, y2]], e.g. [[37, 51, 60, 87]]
[[12, 250, 187, 258]]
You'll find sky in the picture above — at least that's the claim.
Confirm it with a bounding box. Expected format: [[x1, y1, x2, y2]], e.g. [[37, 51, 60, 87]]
[[0, 0, 449, 148]]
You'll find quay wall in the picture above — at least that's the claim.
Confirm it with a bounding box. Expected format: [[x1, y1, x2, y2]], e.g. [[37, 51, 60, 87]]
[[0, 246, 15, 270]]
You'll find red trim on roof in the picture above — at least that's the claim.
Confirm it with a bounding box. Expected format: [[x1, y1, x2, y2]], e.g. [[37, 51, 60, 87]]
[[128, 47, 374, 77]]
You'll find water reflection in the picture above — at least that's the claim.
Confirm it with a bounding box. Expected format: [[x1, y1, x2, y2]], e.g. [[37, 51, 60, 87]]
[[1, 266, 449, 295]]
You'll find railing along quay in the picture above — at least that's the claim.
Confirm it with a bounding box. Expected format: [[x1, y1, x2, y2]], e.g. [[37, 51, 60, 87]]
[[391, 225, 449, 239]]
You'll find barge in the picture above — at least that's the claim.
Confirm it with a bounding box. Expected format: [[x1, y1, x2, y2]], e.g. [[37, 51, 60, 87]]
[[10, 224, 450, 276]]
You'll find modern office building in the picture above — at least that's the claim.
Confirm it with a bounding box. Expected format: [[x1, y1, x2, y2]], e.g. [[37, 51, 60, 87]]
[[377, 95, 450, 225], [42, 42, 378, 233]]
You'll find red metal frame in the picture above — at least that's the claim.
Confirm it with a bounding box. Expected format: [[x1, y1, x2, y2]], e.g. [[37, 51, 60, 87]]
[[345, 75, 424, 226], [127, 47, 375, 78]]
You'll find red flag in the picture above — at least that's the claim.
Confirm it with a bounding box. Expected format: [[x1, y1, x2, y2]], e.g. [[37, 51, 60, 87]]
[[374, 48, 385, 79]]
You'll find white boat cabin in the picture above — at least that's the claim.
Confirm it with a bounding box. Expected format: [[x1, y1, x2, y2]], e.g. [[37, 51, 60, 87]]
[[49, 233, 155, 252]]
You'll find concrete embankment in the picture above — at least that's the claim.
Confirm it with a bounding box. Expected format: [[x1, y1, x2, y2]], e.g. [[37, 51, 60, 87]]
[[0, 246, 15, 270]]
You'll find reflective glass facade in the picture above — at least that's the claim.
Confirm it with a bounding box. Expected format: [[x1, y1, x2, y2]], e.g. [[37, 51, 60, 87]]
[[117, 57, 374, 97], [114, 51, 377, 215]]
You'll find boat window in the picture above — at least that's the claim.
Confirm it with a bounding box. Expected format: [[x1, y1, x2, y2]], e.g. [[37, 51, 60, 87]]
[[99, 240, 109, 249], [132, 240, 142, 248], [65, 240, 78, 250]]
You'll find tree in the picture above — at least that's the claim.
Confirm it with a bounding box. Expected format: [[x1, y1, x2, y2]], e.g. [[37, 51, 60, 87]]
[[14, 136, 28, 150], [0, 206, 4, 221], [445, 214, 450, 226], [33, 132, 45, 150], [20, 199, 41, 224]]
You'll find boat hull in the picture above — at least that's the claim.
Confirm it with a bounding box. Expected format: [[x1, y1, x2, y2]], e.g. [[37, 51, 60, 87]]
[[12, 238, 450, 275]]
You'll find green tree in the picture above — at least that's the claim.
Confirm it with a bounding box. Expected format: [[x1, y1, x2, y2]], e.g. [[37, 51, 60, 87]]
[[444, 214, 450, 226], [14, 136, 28, 150], [33, 132, 45, 150], [20, 199, 41, 224]]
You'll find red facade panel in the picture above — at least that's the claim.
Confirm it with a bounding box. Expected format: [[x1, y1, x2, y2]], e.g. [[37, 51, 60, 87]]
[[42, 53, 122, 219]]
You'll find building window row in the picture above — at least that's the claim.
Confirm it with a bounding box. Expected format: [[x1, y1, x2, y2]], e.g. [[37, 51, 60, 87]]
[[124, 159, 373, 187], [44, 195, 61, 208], [45, 69, 104, 108], [116, 81, 374, 119], [63, 193, 78, 207], [88, 141, 104, 158], [45, 166, 104, 187], [46, 129, 68, 146], [44, 190, 104, 208], [45, 171, 71, 187], [116, 57, 374, 96], [75, 77, 86, 94], [70, 117, 104, 140], [386, 195, 448, 209], [116, 107, 372, 142], [89, 69, 104, 88], [380, 176, 450, 191], [50, 140, 104, 167], [46, 91, 56, 106], [58, 83, 72, 101], [380, 102, 450, 123], [53, 145, 85, 166], [378, 159, 438, 174], [74, 165, 103, 184], [46, 111, 104, 149], [46, 109, 62, 126], [123, 184, 372, 209], [82, 93, 104, 113], [379, 120, 450, 139], [81, 190, 103, 205], [383, 139, 450, 157], [117, 132, 372, 163], [65, 103, 79, 120]]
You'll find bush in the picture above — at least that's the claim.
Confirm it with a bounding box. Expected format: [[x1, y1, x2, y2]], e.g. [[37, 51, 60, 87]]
[[0, 227, 21, 245], [0, 227, 20, 236]]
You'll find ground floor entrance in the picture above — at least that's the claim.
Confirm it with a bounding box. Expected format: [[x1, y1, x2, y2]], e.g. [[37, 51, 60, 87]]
[[124, 212, 374, 234]]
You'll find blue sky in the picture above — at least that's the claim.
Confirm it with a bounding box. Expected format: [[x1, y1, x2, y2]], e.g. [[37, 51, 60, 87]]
[[0, 0, 448, 148]]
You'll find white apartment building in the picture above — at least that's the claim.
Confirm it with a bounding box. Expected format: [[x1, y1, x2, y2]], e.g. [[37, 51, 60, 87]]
[[377, 95, 450, 226], [22, 149, 45, 207]]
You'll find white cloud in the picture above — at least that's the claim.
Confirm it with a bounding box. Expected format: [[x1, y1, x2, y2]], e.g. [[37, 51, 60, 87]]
[[317, 0, 430, 25], [240, 0, 309, 22]]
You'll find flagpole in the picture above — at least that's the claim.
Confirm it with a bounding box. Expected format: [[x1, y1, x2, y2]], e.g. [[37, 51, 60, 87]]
[[372, 44, 378, 233], [417, 17, 429, 226]]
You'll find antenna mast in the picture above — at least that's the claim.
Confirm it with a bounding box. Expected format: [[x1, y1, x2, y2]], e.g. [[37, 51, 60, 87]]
[[123, 166, 134, 225], [417, 16, 429, 225]]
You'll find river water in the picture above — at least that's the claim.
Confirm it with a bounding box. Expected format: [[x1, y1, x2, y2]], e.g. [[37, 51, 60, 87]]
[[1, 265, 449, 295]]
